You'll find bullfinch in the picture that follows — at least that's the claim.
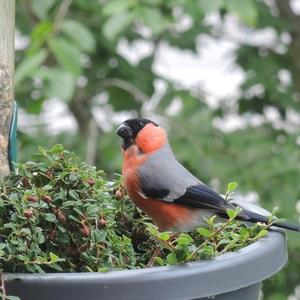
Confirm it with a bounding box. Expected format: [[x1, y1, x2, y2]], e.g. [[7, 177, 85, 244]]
[[116, 118, 300, 232]]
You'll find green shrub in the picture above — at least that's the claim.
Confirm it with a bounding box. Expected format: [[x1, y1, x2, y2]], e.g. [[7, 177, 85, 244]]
[[0, 145, 268, 274]]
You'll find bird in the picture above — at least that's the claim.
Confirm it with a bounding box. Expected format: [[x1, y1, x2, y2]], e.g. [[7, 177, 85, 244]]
[[116, 118, 300, 233]]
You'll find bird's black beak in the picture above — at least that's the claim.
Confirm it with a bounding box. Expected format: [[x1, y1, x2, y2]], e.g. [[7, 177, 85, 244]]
[[116, 124, 132, 139], [116, 124, 134, 150]]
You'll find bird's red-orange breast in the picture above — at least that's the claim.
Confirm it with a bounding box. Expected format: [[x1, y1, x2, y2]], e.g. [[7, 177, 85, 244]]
[[122, 144, 198, 231]]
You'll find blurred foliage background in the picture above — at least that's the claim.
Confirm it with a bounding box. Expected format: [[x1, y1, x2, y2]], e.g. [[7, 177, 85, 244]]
[[14, 0, 300, 298]]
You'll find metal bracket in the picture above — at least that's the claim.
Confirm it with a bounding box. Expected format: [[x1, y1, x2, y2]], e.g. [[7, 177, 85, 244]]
[[8, 101, 17, 171]]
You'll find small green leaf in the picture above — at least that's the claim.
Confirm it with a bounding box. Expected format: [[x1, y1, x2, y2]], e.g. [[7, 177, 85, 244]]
[[205, 215, 217, 226], [102, 0, 130, 16], [50, 144, 64, 154], [69, 190, 79, 200], [257, 229, 268, 239], [49, 264, 63, 272], [217, 239, 230, 246], [239, 227, 250, 237], [43, 213, 56, 223], [177, 233, 193, 245], [20, 228, 31, 235], [98, 267, 109, 272], [158, 232, 170, 241], [16, 255, 29, 262], [15, 50, 48, 86], [166, 252, 178, 265], [199, 245, 215, 259], [226, 0, 257, 27], [49, 252, 59, 264], [61, 20, 96, 53], [147, 223, 159, 236], [103, 12, 134, 40], [62, 200, 77, 207], [32, 0, 56, 19], [108, 87, 142, 111], [6, 296, 21, 300], [69, 214, 80, 223], [86, 204, 100, 216], [154, 256, 165, 266], [274, 218, 287, 224], [198, 0, 223, 13], [42, 185, 53, 191], [271, 206, 279, 216], [226, 207, 242, 219], [226, 208, 236, 219], [138, 7, 168, 35], [142, 0, 163, 4], [48, 38, 82, 76], [29, 21, 54, 54], [91, 230, 107, 243], [57, 225, 66, 233], [44, 68, 76, 102], [37, 231, 46, 244], [197, 228, 212, 237], [226, 182, 238, 194]]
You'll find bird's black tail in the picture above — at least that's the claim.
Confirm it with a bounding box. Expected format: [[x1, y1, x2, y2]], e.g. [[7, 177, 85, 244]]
[[239, 210, 300, 232]]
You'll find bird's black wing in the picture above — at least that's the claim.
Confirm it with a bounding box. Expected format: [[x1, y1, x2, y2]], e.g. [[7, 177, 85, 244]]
[[173, 184, 232, 217]]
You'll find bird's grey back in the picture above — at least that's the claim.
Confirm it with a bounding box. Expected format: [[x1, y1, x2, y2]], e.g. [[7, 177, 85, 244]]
[[138, 143, 201, 201]]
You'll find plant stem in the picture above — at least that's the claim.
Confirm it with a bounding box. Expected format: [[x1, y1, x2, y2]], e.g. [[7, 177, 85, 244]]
[[159, 238, 176, 251], [100, 78, 149, 103], [189, 218, 234, 260], [147, 247, 161, 268], [53, 0, 72, 33]]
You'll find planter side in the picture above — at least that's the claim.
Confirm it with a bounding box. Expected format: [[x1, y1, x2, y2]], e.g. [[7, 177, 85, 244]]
[[5, 231, 287, 300]]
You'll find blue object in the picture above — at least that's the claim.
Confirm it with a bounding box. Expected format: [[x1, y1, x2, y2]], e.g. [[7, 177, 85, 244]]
[[8, 101, 17, 171]]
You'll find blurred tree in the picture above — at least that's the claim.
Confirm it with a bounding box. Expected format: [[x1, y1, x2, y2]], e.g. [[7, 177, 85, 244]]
[[14, 0, 300, 299], [0, 0, 15, 178]]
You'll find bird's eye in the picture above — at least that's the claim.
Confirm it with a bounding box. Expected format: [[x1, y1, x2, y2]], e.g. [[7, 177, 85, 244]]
[[138, 121, 144, 128]]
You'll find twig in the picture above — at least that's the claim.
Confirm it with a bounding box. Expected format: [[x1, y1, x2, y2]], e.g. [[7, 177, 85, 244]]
[[219, 242, 238, 255], [100, 78, 149, 103], [147, 247, 161, 268], [159, 238, 176, 251], [169, 233, 179, 241], [53, 0, 72, 34], [189, 218, 233, 260]]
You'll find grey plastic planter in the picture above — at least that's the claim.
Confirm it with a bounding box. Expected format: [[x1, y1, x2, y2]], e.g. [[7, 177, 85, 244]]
[[5, 231, 287, 300]]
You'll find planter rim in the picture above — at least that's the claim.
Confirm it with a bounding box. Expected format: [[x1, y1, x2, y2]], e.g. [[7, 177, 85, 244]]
[[5, 230, 287, 300]]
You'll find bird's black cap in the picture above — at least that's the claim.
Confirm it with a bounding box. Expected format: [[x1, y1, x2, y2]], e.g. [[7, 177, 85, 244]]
[[116, 118, 158, 149]]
